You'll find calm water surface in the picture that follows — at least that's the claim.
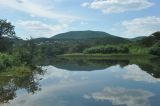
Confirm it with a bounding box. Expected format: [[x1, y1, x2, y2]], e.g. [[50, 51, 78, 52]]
[[0, 57, 160, 106]]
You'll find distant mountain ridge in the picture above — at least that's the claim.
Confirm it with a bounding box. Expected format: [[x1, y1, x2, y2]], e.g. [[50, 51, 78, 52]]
[[51, 30, 118, 39], [32, 30, 131, 45], [130, 36, 147, 42], [138, 31, 160, 47]]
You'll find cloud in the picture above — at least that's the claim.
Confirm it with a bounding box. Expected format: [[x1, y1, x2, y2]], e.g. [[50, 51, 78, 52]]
[[122, 16, 160, 37], [82, 0, 154, 14], [84, 87, 154, 106], [0, 0, 79, 20], [17, 20, 70, 38], [123, 64, 160, 83], [80, 21, 88, 25], [82, 2, 90, 7]]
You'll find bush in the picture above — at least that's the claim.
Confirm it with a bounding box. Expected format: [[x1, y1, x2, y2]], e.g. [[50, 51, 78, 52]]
[[150, 47, 160, 56], [83, 45, 129, 54], [149, 42, 160, 56], [0, 53, 19, 70]]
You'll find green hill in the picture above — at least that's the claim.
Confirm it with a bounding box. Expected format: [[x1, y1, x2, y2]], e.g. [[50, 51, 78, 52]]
[[130, 36, 146, 42], [52, 30, 120, 39], [31, 30, 131, 54], [33, 30, 130, 45], [139, 31, 160, 47]]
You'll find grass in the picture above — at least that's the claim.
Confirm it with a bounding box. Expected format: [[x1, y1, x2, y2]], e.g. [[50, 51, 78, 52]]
[[0, 65, 32, 77], [58, 53, 156, 60]]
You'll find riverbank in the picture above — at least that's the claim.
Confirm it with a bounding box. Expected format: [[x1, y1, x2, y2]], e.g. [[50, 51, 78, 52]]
[[58, 53, 156, 60]]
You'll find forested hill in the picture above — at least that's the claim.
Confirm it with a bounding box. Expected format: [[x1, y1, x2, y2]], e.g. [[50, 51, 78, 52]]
[[32, 30, 130, 45], [138, 31, 160, 47], [130, 36, 147, 42], [52, 30, 118, 39]]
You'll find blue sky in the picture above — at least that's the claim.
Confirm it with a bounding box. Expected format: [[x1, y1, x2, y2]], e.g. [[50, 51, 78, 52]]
[[0, 0, 160, 39]]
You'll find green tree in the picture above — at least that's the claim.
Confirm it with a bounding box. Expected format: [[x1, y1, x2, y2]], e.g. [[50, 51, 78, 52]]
[[83, 45, 129, 54], [0, 19, 15, 38], [14, 38, 36, 66], [150, 41, 160, 56], [0, 19, 16, 52]]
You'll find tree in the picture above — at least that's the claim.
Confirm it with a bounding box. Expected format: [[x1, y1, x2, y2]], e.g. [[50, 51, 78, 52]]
[[149, 41, 160, 56], [139, 31, 160, 47], [0, 19, 15, 38], [152, 31, 160, 40], [0, 20, 16, 52]]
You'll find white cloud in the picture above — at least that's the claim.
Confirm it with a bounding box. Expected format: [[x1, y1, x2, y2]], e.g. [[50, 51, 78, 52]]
[[82, 2, 90, 7], [17, 20, 70, 38], [84, 87, 154, 106], [0, 0, 79, 20], [122, 16, 160, 37], [82, 0, 154, 14]]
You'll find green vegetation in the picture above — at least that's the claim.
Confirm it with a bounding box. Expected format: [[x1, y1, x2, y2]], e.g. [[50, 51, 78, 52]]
[[0, 19, 15, 37], [0, 53, 18, 70], [56, 31, 160, 56], [127, 44, 149, 54], [59, 53, 153, 61], [139, 31, 160, 47], [32, 30, 160, 57], [0, 19, 38, 75], [0, 65, 32, 77], [83, 45, 129, 54], [52, 30, 117, 39], [129, 36, 147, 42], [149, 41, 160, 56]]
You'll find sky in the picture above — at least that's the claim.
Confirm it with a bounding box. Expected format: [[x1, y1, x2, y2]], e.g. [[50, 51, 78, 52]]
[[0, 0, 160, 39]]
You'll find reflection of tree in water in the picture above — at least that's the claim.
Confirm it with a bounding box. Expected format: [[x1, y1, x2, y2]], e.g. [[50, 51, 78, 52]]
[[86, 59, 129, 68], [0, 68, 44, 103], [0, 84, 16, 103], [13, 75, 41, 93], [50, 57, 160, 78], [49, 57, 129, 71], [139, 58, 160, 78]]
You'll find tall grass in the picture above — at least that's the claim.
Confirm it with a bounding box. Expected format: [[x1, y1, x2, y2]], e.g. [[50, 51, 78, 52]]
[[0, 65, 32, 77]]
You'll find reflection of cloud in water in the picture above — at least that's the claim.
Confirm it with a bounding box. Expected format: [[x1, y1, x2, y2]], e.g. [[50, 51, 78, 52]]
[[39, 65, 160, 84], [84, 87, 154, 106], [41, 66, 89, 81], [123, 65, 160, 83], [3, 65, 159, 106], [6, 77, 93, 106], [5, 66, 93, 106], [42, 66, 70, 79]]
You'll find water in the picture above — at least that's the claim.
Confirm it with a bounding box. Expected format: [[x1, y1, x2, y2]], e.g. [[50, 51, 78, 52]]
[[0, 57, 160, 106]]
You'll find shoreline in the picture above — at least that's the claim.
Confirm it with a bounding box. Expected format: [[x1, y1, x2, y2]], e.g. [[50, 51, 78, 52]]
[[58, 53, 157, 60]]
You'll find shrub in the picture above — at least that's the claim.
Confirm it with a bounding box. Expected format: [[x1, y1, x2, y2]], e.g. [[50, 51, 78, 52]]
[[83, 45, 129, 54], [149, 42, 160, 56], [150, 47, 160, 56], [0, 53, 19, 70]]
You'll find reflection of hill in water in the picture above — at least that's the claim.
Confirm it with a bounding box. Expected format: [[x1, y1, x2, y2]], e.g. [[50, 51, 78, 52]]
[[48, 58, 129, 71], [139, 58, 160, 78], [45, 57, 160, 78]]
